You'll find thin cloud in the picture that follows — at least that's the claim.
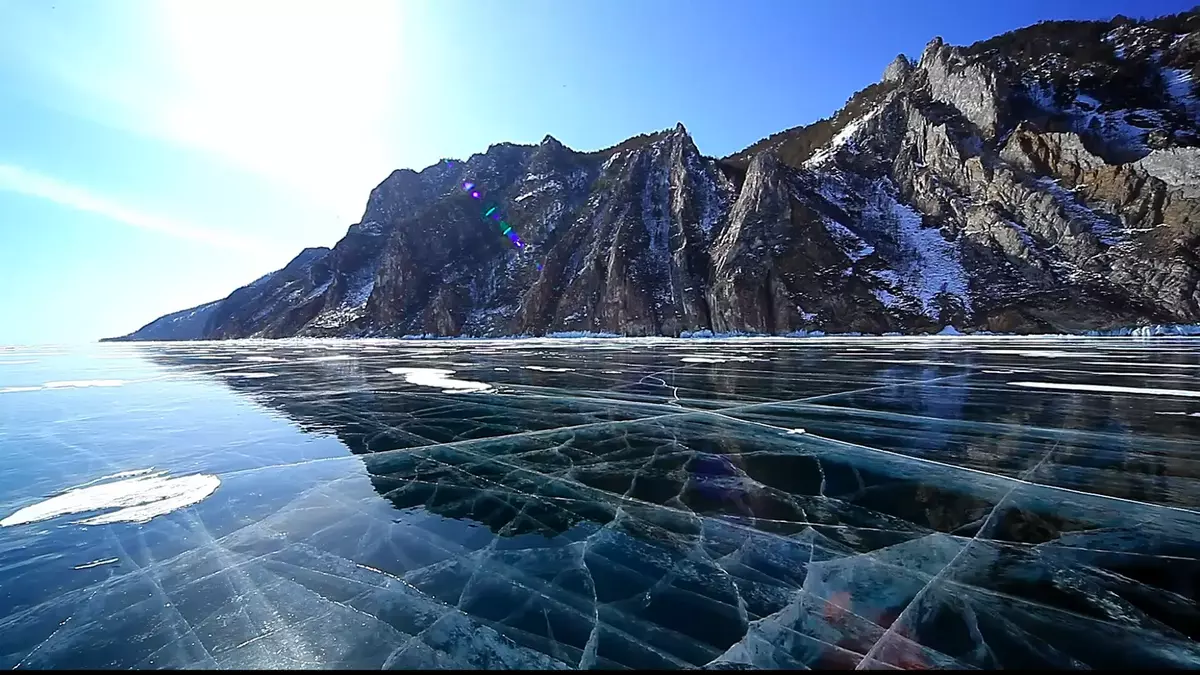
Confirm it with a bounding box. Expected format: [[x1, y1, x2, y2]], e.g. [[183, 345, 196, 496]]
[[0, 163, 267, 252]]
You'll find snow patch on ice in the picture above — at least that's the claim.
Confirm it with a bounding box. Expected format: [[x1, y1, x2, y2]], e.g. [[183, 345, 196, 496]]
[[1, 470, 221, 527], [1009, 381, 1200, 398], [73, 557, 119, 570], [2, 379, 127, 394], [523, 365, 575, 372], [387, 367, 492, 393], [46, 379, 125, 389]]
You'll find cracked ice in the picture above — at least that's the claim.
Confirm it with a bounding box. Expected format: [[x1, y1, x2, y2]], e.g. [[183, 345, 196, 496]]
[[1, 336, 1199, 669]]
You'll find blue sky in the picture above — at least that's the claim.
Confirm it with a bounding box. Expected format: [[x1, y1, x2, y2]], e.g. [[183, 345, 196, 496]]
[[0, 0, 1192, 344]]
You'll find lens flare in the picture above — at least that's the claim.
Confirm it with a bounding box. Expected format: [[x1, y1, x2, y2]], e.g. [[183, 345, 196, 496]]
[[448, 160, 544, 272]]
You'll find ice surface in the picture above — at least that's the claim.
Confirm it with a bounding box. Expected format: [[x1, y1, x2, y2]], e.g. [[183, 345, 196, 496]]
[[1, 337, 1199, 669]]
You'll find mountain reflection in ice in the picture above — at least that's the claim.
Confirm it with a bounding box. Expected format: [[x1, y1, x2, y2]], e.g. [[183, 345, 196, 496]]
[[0, 337, 1199, 669]]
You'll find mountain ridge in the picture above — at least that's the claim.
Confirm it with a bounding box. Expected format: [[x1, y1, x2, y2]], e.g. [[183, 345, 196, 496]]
[[105, 6, 1200, 341]]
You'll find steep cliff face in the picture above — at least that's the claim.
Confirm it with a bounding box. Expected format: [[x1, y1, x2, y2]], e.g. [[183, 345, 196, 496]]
[[107, 7, 1200, 341]]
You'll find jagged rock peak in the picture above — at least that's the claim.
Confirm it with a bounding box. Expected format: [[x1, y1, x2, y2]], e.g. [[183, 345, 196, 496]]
[[883, 54, 913, 83], [284, 247, 330, 269], [539, 134, 563, 148], [746, 150, 781, 175], [384, 168, 419, 181], [673, 121, 689, 135], [919, 36, 946, 66]]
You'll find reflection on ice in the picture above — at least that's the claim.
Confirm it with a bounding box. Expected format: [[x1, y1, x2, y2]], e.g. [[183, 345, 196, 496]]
[[1, 470, 221, 527]]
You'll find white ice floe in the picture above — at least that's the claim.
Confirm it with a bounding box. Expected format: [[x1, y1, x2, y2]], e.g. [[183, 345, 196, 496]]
[[680, 352, 760, 363], [387, 368, 492, 393], [523, 365, 575, 372], [45, 380, 125, 389], [1009, 381, 1200, 398], [984, 350, 1082, 358], [73, 557, 119, 570], [1, 470, 221, 527], [0, 379, 126, 394], [221, 372, 278, 379]]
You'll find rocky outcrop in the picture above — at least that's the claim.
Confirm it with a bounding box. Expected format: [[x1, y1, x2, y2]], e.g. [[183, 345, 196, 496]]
[[105, 7, 1200, 341], [919, 37, 1010, 137], [883, 55, 913, 84]]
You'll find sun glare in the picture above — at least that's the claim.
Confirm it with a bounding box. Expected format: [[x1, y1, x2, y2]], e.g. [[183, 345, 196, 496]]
[[156, 0, 407, 222]]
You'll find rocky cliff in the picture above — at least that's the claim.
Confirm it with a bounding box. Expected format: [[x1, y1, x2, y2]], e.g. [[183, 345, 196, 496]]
[[106, 8, 1200, 341]]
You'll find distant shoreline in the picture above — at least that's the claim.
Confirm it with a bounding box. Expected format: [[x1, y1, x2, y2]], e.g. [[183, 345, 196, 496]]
[[96, 323, 1200, 344]]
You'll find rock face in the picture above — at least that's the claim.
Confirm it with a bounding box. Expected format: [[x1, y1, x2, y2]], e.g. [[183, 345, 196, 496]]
[[106, 8, 1200, 341]]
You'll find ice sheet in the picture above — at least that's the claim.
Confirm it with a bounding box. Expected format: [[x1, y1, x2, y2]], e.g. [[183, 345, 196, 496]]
[[1, 337, 1199, 669]]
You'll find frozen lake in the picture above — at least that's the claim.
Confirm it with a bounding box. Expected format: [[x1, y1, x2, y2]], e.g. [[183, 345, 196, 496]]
[[1, 336, 1199, 669]]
